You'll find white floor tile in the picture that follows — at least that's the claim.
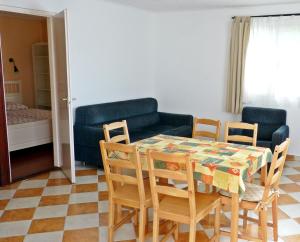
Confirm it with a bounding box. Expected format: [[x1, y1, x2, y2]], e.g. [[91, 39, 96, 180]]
[[98, 201, 108, 213], [69, 192, 98, 204], [97, 170, 105, 175], [289, 192, 300, 202], [279, 176, 294, 184], [114, 223, 136, 241], [6, 197, 40, 210], [76, 175, 98, 184], [42, 185, 72, 196], [65, 213, 99, 230], [24, 231, 63, 242], [0, 189, 16, 200], [278, 219, 300, 236], [49, 170, 66, 179], [98, 182, 107, 192], [0, 220, 31, 237], [282, 168, 299, 175], [19, 180, 47, 189], [279, 204, 300, 218], [34, 205, 68, 219], [286, 161, 300, 167]]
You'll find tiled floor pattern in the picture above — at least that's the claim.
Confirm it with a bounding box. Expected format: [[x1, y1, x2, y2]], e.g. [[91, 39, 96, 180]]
[[1, 160, 300, 241]]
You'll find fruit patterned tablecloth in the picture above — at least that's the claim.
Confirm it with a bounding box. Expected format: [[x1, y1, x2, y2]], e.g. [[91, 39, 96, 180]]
[[135, 134, 272, 194]]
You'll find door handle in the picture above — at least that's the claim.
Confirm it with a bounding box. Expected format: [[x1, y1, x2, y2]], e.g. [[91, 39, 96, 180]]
[[62, 98, 68, 101]]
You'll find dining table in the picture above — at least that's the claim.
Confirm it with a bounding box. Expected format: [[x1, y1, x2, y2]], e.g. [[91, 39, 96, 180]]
[[134, 134, 273, 242]]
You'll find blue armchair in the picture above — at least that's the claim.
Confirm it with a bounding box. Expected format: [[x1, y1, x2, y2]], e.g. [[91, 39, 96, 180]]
[[242, 107, 289, 151]]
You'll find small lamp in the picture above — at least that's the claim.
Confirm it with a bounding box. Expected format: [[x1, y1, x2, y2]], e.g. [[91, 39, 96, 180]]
[[9, 58, 19, 73]]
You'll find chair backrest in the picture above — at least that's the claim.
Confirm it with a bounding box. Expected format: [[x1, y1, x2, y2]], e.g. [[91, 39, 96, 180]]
[[100, 141, 145, 202], [262, 138, 290, 200], [224, 121, 258, 146], [103, 120, 130, 144], [192, 118, 221, 141], [146, 151, 196, 218]]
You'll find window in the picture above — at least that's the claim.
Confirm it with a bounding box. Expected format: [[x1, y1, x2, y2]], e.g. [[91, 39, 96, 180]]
[[244, 16, 300, 108]]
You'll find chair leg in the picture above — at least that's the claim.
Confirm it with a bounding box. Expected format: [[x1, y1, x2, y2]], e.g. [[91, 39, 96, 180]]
[[272, 196, 279, 241], [194, 180, 198, 192], [214, 206, 220, 242], [152, 210, 159, 242], [242, 209, 248, 230], [189, 221, 196, 242], [108, 201, 115, 242], [138, 207, 147, 242], [205, 184, 210, 193], [260, 209, 268, 242], [133, 208, 138, 226], [174, 222, 179, 241]]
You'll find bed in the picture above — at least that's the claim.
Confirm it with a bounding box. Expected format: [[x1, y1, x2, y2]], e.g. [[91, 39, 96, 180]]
[[5, 80, 53, 151]]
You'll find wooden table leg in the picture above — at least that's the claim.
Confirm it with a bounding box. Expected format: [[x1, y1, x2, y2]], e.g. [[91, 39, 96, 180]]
[[261, 164, 267, 186], [231, 193, 239, 242]]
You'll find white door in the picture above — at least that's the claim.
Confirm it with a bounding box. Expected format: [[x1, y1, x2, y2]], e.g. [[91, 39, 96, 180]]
[[50, 10, 75, 183]]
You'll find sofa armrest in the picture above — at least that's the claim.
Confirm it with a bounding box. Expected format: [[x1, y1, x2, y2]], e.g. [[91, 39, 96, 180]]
[[158, 112, 193, 127], [272, 125, 289, 150], [74, 124, 105, 146]]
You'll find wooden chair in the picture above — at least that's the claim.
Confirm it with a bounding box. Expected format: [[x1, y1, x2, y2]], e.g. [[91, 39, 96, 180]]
[[193, 118, 221, 141], [220, 138, 290, 242], [100, 141, 152, 242], [224, 121, 258, 146], [147, 150, 221, 242], [103, 120, 130, 144], [192, 118, 221, 192]]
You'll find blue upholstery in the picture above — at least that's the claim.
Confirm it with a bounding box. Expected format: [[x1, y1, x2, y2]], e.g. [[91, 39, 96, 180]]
[[74, 98, 193, 167], [242, 107, 289, 152]]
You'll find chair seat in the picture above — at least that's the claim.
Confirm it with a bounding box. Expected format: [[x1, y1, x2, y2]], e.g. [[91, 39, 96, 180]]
[[159, 192, 220, 222], [220, 182, 270, 202], [113, 181, 152, 207]]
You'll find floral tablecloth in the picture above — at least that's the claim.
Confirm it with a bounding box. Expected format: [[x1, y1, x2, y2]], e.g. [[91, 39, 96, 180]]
[[135, 134, 272, 194]]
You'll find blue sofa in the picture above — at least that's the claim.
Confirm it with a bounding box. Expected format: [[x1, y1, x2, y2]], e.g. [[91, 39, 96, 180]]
[[242, 107, 289, 151], [74, 98, 193, 167]]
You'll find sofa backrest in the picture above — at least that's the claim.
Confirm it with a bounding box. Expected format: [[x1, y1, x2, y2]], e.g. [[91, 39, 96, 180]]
[[75, 98, 158, 126], [242, 107, 287, 140]]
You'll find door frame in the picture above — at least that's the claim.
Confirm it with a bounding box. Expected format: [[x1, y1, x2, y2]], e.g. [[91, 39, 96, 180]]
[[0, 4, 70, 184], [0, 37, 10, 185]]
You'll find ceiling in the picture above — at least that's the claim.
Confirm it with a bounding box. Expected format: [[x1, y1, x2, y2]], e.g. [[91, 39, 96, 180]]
[[106, 0, 300, 11]]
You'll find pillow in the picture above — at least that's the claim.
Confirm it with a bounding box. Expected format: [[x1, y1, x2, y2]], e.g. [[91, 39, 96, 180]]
[[6, 102, 28, 111]]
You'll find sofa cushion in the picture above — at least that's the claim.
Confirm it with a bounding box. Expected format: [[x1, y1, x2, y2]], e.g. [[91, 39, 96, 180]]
[[126, 113, 160, 131], [257, 140, 272, 149], [162, 125, 192, 137], [75, 98, 158, 125]]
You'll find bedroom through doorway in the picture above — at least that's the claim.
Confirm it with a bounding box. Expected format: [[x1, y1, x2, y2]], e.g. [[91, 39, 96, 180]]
[[0, 11, 54, 181]]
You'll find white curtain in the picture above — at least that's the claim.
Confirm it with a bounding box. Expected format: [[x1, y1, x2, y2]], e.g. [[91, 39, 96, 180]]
[[244, 16, 300, 108]]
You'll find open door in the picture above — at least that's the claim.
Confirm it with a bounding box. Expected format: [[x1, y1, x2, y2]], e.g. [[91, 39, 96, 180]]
[[0, 36, 11, 186], [50, 10, 75, 183]]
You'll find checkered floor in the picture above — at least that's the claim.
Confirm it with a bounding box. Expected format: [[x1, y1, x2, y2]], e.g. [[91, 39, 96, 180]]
[[1, 159, 300, 242]]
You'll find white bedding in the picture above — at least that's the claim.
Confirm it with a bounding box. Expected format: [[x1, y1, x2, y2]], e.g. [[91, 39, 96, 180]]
[[7, 109, 52, 125]]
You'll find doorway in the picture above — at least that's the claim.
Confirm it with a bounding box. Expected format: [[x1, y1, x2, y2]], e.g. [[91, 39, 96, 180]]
[[0, 12, 54, 181], [0, 7, 76, 185]]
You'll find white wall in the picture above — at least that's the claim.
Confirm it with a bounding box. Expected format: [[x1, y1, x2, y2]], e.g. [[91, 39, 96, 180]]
[[153, 3, 300, 155], [1, 0, 299, 155], [0, 0, 156, 107]]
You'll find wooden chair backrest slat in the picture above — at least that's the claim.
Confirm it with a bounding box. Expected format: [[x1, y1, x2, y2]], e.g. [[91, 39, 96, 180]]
[[153, 169, 187, 182], [193, 118, 221, 141], [262, 138, 290, 201], [103, 120, 130, 144], [100, 141, 145, 201], [224, 121, 258, 146], [147, 151, 196, 216], [156, 185, 189, 198]]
